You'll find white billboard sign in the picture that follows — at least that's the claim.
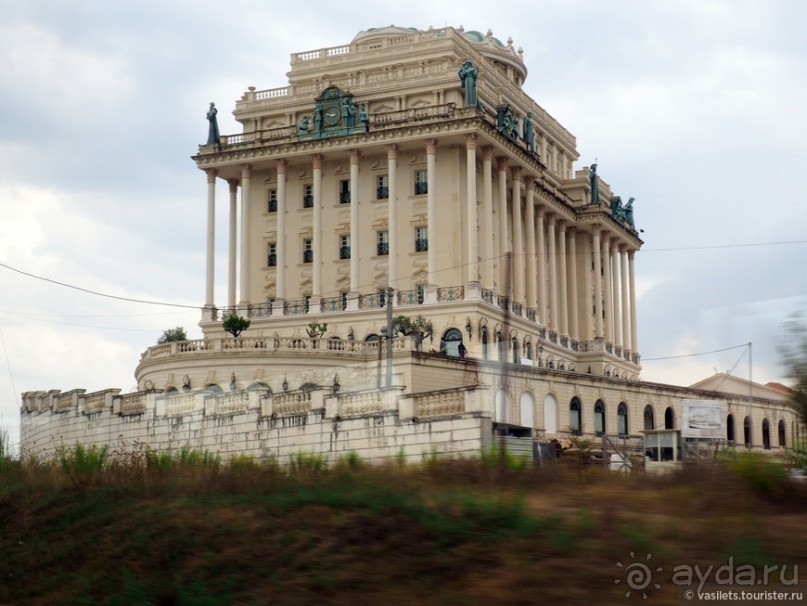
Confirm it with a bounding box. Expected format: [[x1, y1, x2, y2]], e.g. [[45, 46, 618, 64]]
[[682, 399, 727, 439]]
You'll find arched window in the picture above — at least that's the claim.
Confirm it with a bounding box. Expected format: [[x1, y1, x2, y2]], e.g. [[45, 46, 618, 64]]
[[497, 331, 505, 361], [743, 416, 752, 448], [544, 394, 558, 434], [300, 382, 319, 392], [525, 340, 533, 360], [762, 419, 771, 450], [511, 337, 520, 364], [519, 392, 535, 428], [617, 402, 629, 437], [248, 382, 272, 394], [664, 406, 675, 430], [569, 398, 582, 435], [727, 414, 735, 443], [494, 389, 510, 423], [327, 336, 345, 351], [778, 419, 786, 447], [203, 384, 223, 395], [644, 405, 655, 430], [594, 400, 606, 436], [365, 333, 380, 342], [441, 328, 464, 357]]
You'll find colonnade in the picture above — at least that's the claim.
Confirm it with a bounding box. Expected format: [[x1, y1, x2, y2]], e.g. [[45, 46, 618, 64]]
[[201, 135, 639, 356]]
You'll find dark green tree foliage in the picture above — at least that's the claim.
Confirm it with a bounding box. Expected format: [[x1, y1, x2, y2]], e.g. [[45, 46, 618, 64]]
[[157, 327, 187, 344], [780, 313, 807, 423], [393, 315, 433, 351], [223, 314, 251, 338]]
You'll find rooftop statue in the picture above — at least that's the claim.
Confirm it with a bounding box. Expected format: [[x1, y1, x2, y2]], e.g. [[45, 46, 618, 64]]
[[206, 102, 220, 145], [523, 111, 535, 154], [590, 163, 599, 205], [458, 60, 478, 107]]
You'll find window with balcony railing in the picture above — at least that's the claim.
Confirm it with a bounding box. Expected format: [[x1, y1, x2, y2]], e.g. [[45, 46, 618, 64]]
[[377, 231, 389, 256], [339, 179, 350, 204], [414, 169, 427, 195], [303, 183, 313, 208], [416, 284, 425, 304], [340, 291, 348, 311], [377, 174, 389, 200], [415, 226, 428, 252], [303, 239, 313, 263], [339, 235, 350, 260], [267, 189, 277, 212]]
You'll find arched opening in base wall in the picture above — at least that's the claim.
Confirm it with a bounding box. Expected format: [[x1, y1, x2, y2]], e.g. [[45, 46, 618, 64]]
[[543, 394, 558, 434]]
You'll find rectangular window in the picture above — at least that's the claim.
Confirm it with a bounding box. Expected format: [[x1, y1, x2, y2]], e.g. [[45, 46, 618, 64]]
[[303, 239, 313, 263], [340, 291, 348, 311], [339, 179, 350, 204], [414, 169, 428, 195], [304, 295, 311, 314], [415, 226, 428, 252], [377, 174, 389, 199], [416, 284, 425, 305], [267, 243, 277, 267], [339, 235, 351, 260], [303, 183, 313, 208], [377, 230, 389, 256], [268, 189, 277, 213]]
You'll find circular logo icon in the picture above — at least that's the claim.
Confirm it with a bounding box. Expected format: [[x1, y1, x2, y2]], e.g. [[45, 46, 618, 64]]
[[615, 552, 663, 599]]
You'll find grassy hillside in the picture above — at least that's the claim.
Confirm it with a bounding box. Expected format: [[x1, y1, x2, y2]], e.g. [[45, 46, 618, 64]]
[[0, 446, 805, 605]]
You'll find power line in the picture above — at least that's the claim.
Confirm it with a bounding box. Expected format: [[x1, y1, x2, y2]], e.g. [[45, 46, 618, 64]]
[[642, 342, 749, 361]]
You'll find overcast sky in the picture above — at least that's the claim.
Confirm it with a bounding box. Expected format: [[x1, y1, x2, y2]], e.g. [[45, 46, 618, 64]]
[[2, 0, 805, 449]]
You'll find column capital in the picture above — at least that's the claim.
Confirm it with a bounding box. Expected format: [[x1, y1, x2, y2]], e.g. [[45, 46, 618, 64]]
[[426, 138, 438, 154], [628, 249, 636, 260], [557, 219, 567, 232], [464, 133, 478, 150], [351, 148, 363, 164], [384, 145, 397, 160], [510, 165, 522, 179], [537, 207, 546, 218], [205, 168, 218, 183], [496, 156, 509, 172], [525, 178, 536, 193], [276, 158, 288, 174], [241, 164, 252, 178], [547, 214, 557, 226], [227, 178, 239, 193], [482, 145, 494, 160], [312, 154, 323, 170]]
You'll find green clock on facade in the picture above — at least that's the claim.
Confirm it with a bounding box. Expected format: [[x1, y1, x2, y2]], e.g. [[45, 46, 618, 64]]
[[323, 105, 342, 126]]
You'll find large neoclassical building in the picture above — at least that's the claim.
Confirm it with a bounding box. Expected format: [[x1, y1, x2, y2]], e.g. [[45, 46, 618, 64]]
[[20, 26, 801, 462]]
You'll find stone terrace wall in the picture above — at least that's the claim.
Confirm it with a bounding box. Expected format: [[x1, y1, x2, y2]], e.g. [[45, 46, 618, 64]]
[[20, 387, 493, 465]]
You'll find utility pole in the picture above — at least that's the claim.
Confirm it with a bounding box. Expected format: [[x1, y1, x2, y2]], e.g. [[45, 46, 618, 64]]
[[386, 287, 394, 388]]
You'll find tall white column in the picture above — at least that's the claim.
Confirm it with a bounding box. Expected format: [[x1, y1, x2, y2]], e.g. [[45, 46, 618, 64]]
[[481, 147, 494, 289], [227, 178, 238, 308], [558, 221, 569, 336], [496, 157, 509, 294], [547, 216, 558, 329], [465, 134, 479, 284], [602, 233, 613, 342], [350, 150, 361, 293], [511, 168, 523, 306], [629, 250, 638, 354], [612, 240, 623, 348], [205, 169, 217, 309], [620, 245, 630, 352], [238, 164, 252, 306], [275, 160, 287, 302], [524, 180, 537, 311], [227, 179, 239, 309], [426, 139, 438, 286], [592, 230, 603, 338], [568, 228, 579, 340], [537, 208, 547, 325], [312, 154, 323, 298]]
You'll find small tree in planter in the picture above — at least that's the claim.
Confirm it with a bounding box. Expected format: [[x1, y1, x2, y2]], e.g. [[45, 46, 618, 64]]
[[157, 326, 187, 344], [306, 322, 328, 348], [393, 315, 433, 352], [223, 313, 251, 338]]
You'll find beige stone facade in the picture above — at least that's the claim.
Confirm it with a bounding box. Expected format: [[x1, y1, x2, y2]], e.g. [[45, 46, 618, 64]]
[[20, 26, 803, 462]]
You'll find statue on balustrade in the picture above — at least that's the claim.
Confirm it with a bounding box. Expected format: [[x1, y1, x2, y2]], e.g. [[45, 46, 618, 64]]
[[297, 114, 310, 134], [590, 163, 600, 205], [206, 102, 220, 145], [523, 111, 535, 154], [458, 60, 478, 107]]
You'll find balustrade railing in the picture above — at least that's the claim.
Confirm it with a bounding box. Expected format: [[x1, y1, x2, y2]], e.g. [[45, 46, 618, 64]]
[[165, 394, 196, 417], [526, 308, 536, 322], [83, 393, 106, 414], [481, 289, 494, 304], [119, 393, 147, 416], [414, 391, 465, 417], [437, 286, 464, 302], [272, 391, 312, 415], [209, 391, 250, 415], [497, 296, 510, 312], [339, 391, 382, 416], [549, 330, 558, 344], [512, 302, 523, 316]]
